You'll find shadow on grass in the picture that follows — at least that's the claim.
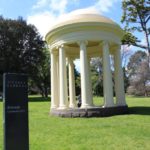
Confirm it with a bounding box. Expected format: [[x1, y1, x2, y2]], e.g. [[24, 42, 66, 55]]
[[28, 96, 51, 102], [129, 107, 150, 115]]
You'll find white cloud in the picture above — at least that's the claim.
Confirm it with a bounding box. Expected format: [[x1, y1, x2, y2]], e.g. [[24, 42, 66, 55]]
[[32, 0, 68, 14], [68, 7, 99, 15], [27, 8, 99, 37], [27, 11, 56, 37], [28, 0, 69, 37], [28, 0, 121, 37], [94, 0, 120, 13], [50, 0, 67, 14]]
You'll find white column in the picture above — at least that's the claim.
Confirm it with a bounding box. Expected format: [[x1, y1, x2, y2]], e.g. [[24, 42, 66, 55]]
[[79, 41, 93, 108], [68, 58, 76, 108], [102, 41, 114, 107], [56, 55, 60, 106], [50, 51, 59, 109], [59, 45, 68, 109], [114, 46, 126, 106]]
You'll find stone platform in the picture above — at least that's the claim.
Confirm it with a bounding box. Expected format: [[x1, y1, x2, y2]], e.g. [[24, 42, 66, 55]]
[[50, 106, 128, 118]]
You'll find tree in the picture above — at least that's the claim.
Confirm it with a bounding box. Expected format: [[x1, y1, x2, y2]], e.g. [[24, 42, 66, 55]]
[[122, 67, 130, 93], [74, 66, 81, 96], [0, 16, 45, 74], [127, 50, 150, 96], [29, 48, 50, 97], [127, 51, 147, 77], [121, 0, 150, 63], [0, 16, 49, 96], [121, 45, 133, 93], [91, 58, 103, 96], [121, 45, 133, 67]]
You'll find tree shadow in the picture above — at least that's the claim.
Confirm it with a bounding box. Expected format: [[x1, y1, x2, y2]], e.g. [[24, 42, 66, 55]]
[[28, 96, 51, 102], [129, 107, 150, 115]]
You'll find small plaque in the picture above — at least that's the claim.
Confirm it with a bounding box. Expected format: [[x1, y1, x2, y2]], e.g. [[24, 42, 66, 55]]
[[3, 73, 29, 150]]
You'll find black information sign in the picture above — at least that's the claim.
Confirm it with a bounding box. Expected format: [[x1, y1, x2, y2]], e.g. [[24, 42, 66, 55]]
[[3, 73, 29, 150]]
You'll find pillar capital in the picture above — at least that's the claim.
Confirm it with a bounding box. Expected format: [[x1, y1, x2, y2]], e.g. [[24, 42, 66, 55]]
[[66, 57, 74, 67], [56, 44, 66, 50], [102, 40, 109, 46], [60, 44, 64, 48], [77, 41, 88, 47], [58, 44, 65, 49]]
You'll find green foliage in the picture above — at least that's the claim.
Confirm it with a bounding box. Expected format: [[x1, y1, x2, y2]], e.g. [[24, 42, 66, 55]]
[[122, 67, 130, 93], [121, 0, 150, 56], [127, 50, 148, 77], [127, 50, 150, 96], [0, 16, 45, 74], [74, 67, 81, 96], [0, 16, 50, 96], [29, 48, 50, 97], [1, 96, 150, 150], [121, 31, 138, 45], [91, 58, 103, 96], [121, 0, 150, 30]]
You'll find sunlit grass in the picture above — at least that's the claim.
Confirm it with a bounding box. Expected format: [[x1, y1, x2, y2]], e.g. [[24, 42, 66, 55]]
[[0, 96, 150, 150]]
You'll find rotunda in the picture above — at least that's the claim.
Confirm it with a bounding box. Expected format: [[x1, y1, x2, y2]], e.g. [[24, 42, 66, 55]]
[[45, 13, 128, 117]]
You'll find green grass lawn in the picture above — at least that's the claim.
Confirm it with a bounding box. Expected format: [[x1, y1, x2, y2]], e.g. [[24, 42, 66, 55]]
[[0, 96, 150, 150]]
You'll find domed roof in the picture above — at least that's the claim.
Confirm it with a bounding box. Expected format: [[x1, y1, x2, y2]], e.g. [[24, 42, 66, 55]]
[[45, 13, 122, 40], [53, 13, 118, 29]]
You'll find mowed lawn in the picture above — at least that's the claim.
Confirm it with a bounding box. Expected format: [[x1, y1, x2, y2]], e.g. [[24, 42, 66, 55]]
[[0, 96, 150, 150]]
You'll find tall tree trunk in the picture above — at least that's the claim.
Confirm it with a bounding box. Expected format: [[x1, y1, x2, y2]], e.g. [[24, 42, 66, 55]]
[[44, 86, 48, 98], [144, 83, 148, 97], [144, 31, 150, 68]]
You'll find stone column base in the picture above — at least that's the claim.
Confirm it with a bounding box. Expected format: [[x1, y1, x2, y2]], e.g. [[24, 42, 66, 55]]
[[50, 105, 128, 118]]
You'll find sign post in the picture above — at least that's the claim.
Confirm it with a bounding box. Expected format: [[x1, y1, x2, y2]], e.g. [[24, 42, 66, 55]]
[[3, 73, 29, 150]]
